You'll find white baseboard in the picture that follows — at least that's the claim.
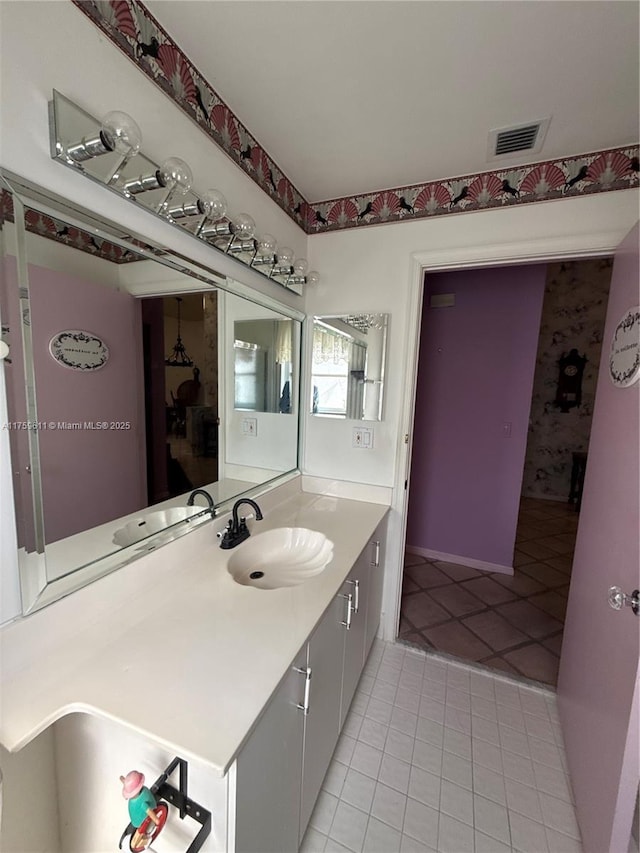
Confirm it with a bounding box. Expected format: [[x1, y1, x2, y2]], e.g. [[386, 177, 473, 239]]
[[405, 545, 514, 576]]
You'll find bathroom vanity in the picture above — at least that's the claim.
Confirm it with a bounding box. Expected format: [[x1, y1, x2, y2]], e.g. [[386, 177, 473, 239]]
[[0, 477, 389, 852]]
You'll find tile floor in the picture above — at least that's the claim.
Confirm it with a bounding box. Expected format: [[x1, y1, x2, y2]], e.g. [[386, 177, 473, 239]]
[[302, 640, 582, 853], [398, 499, 579, 686]]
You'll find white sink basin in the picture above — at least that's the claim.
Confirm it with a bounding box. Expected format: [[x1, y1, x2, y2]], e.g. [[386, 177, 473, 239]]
[[113, 506, 207, 548], [227, 527, 334, 589]]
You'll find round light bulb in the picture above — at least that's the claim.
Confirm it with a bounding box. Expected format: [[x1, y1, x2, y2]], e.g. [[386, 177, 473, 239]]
[[256, 234, 277, 255], [306, 271, 321, 286], [231, 213, 256, 240], [158, 157, 193, 194], [100, 111, 142, 157], [293, 258, 308, 276], [198, 189, 227, 221], [277, 247, 294, 266]]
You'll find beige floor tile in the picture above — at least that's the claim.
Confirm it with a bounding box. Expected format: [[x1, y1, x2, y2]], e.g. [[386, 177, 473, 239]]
[[518, 562, 568, 588], [462, 611, 530, 652], [429, 584, 486, 618], [405, 563, 453, 590], [402, 593, 451, 629], [496, 600, 563, 639], [422, 622, 493, 661], [459, 576, 518, 605], [504, 645, 560, 685]]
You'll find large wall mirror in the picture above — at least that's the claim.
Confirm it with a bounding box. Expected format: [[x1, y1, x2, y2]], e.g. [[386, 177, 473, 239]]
[[310, 314, 388, 420], [0, 173, 302, 613]]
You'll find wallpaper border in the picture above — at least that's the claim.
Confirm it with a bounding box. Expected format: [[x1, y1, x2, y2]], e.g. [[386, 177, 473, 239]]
[[71, 1, 639, 235]]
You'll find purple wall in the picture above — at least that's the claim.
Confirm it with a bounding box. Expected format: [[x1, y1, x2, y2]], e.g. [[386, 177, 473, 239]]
[[558, 225, 639, 853], [28, 264, 146, 543], [407, 265, 546, 569]]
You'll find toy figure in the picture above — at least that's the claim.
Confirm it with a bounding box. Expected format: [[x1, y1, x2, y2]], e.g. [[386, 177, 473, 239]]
[[120, 770, 166, 851]]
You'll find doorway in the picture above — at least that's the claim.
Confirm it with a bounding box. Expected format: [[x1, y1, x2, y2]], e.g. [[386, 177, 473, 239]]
[[142, 291, 219, 504], [398, 257, 613, 687]]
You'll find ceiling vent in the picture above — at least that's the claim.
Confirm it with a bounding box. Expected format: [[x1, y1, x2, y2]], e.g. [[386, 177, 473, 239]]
[[488, 117, 550, 161]]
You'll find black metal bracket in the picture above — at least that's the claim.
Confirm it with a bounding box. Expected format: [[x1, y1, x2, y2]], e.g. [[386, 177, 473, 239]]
[[118, 756, 212, 853]]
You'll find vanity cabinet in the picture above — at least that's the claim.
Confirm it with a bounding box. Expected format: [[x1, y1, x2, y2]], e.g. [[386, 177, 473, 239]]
[[340, 558, 370, 728], [231, 518, 388, 852], [339, 520, 386, 728], [364, 521, 386, 660], [299, 593, 348, 833], [233, 646, 306, 853]]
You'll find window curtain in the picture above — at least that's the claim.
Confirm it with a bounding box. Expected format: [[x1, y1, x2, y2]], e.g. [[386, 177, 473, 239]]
[[275, 320, 292, 364], [346, 342, 367, 419]]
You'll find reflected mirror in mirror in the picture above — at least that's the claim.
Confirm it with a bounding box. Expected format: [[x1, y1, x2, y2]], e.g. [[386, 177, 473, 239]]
[[0, 176, 301, 613], [310, 314, 388, 420], [234, 317, 294, 414]]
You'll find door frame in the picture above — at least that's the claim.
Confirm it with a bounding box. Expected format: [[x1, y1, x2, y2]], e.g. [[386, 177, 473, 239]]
[[383, 226, 632, 645]]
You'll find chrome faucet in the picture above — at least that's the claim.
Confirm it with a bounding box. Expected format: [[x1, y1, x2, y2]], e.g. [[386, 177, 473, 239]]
[[187, 489, 216, 516], [219, 498, 263, 549]]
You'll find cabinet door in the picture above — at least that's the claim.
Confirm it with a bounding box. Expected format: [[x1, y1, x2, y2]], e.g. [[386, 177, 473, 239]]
[[364, 519, 387, 659], [234, 647, 306, 853], [340, 555, 369, 728], [299, 594, 346, 839]]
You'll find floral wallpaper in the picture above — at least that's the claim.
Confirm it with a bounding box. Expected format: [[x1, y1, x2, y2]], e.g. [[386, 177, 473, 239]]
[[71, 1, 639, 233], [521, 259, 613, 500]]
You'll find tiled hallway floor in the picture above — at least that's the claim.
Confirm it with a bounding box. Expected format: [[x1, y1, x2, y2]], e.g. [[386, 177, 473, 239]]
[[398, 499, 579, 687], [303, 640, 582, 853]]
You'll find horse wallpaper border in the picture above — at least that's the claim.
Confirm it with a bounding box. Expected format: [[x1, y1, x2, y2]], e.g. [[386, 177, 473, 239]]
[[73, 0, 639, 234]]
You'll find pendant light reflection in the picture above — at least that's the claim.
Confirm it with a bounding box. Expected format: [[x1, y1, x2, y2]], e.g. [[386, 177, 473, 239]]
[[165, 297, 194, 368]]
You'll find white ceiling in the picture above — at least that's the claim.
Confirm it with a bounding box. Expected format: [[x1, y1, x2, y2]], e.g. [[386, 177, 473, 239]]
[[145, 1, 639, 202]]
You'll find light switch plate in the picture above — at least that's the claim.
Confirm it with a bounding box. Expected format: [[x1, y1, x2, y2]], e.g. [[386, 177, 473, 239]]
[[242, 417, 258, 436], [353, 427, 373, 448]]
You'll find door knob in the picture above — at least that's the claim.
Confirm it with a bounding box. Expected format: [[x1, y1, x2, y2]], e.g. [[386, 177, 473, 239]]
[[608, 586, 640, 615]]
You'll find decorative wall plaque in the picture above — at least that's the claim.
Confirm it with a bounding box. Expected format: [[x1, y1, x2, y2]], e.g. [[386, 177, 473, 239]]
[[610, 306, 640, 388], [49, 330, 109, 371]]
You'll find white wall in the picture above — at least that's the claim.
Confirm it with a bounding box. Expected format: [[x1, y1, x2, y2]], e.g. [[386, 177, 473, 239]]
[[304, 190, 640, 638]]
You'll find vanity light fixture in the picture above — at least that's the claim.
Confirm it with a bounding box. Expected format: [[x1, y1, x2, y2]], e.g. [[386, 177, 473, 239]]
[[49, 91, 321, 293], [251, 233, 278, 267], [122, 156, 194, 211], [63, 110, 142, 166], [201, 211, 256, 254], [165, 297, 194, 368], [166, 188, 228, 231]]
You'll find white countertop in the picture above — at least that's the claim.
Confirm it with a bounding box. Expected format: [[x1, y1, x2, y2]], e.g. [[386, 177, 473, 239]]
[[0, 480, 389, 776]]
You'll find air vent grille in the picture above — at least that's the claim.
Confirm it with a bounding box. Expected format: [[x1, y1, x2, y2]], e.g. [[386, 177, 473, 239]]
[[487, 118, 550, 161], [495, 124, 541, 155]]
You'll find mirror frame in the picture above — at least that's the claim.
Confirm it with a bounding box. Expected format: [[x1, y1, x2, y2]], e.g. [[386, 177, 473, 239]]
[[0, 169, 304, 615]]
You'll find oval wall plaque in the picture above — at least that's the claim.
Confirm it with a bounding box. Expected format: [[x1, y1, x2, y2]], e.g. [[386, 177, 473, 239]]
[[610, 306, 640, 388], [49, 330, 109, 371]]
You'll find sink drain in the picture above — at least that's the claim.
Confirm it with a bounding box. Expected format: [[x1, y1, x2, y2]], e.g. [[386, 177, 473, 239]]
[[249, 571, 265, 580]]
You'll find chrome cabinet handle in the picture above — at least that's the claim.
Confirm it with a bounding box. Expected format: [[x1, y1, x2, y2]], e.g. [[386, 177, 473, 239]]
[[371, 540, 380, 567], [294, 665, 312, 714], [346, 579, 360, 613], [339, 592, 353, 630]]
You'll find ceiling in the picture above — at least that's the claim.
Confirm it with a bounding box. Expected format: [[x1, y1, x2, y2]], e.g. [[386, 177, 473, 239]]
[[144, 1, 639, 202]]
